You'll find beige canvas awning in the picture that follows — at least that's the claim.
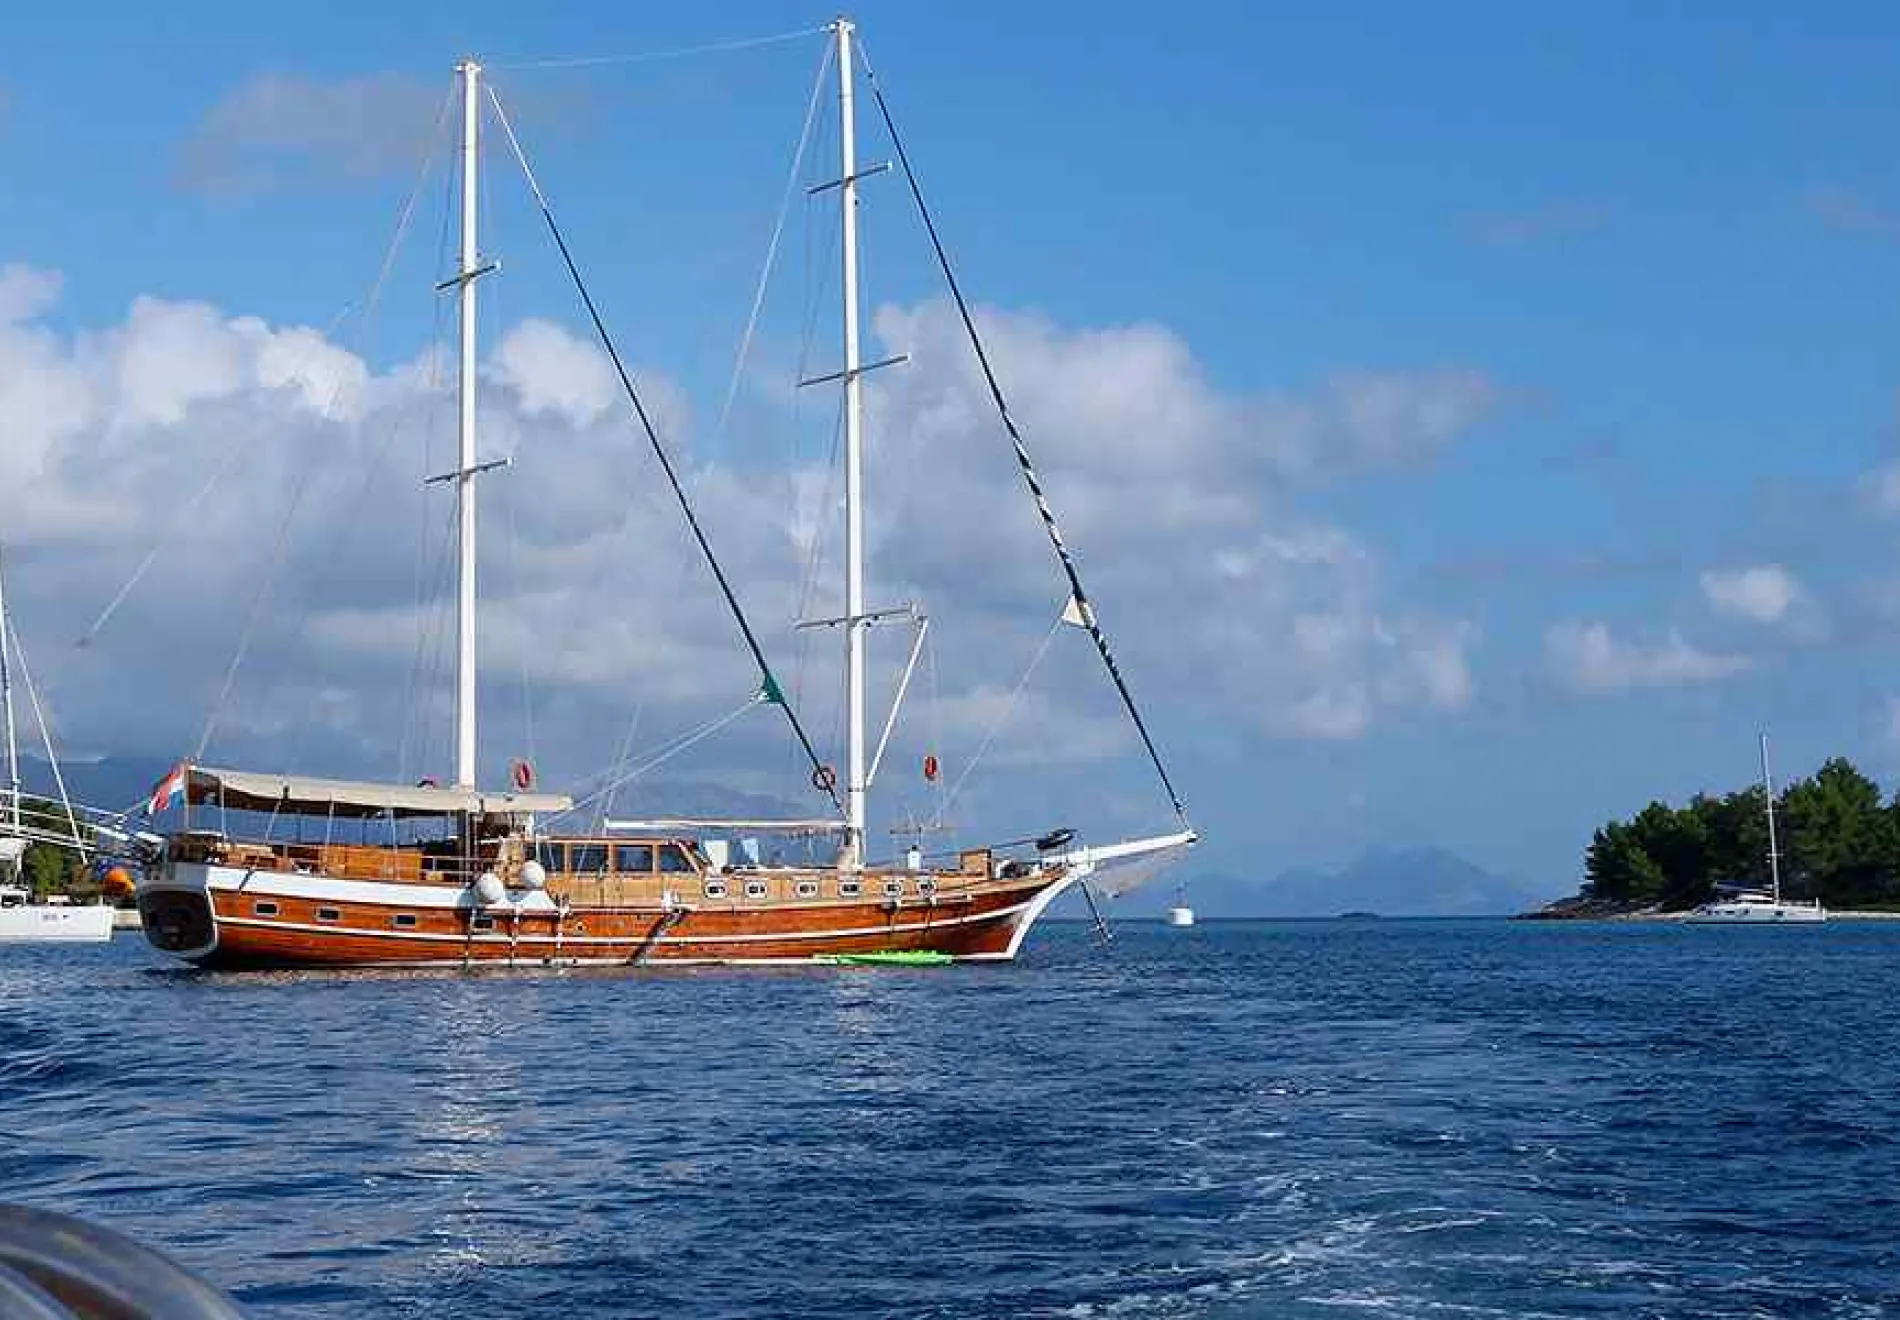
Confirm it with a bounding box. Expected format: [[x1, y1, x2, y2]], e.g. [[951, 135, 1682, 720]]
[[184, 765, 571, 819]]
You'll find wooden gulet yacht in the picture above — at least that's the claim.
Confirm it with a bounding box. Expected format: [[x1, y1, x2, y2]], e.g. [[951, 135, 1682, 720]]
[[136, 23, 1195, 969]]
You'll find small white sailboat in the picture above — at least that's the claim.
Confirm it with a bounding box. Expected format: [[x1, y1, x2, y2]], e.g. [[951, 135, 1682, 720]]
[[1165, 884, 1194, 927], [0, 549, 113, 943], [1684, 733, 1825, 925]]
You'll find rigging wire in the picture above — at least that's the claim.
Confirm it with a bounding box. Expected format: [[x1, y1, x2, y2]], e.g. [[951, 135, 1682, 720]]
[[594, 697, 645, 833], [270, 85, 468, 780], [4, 612, 86, 858], [191, 448, 324, 760], [72, 306, 352, 652], [400, 98, 467, 784], [923, 619, 948, 837], [494, 25, 827, 72], [935, 607, 1064, 826], [502, 479, 537, 780], [857, 42, 1192, 826], [485, 85, 841, 814], [403, 497, 461, 783], [77, 84, 458, 656], [712, 38, 833, 452], [549, 693, 764, 822], [476, 99, 540, 785]]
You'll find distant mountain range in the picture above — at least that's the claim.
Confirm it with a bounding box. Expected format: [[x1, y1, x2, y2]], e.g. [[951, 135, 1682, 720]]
[[1096, 845, 1552, 919]]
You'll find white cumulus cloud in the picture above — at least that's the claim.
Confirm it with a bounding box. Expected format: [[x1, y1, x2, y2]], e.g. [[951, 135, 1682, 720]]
[[0, 267, 1494, 843], [1700, 564, 1802, 624], [1544, 621, 1751, 695]]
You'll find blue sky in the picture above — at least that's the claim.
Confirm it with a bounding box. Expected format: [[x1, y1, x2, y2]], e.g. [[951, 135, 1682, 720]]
[[8, 1, 1900, 894]]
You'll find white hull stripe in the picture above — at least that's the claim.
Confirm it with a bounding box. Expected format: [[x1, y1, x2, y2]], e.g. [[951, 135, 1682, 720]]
[[197, 867, 471, 907], [211, 894, 1036, 947]]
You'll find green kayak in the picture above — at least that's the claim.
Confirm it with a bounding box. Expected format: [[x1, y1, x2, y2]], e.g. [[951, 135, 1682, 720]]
[[815, 950, 955, 967]]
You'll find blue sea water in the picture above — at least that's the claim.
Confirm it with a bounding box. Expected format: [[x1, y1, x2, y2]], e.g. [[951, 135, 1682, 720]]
[[3, 919, 1899, 1318]]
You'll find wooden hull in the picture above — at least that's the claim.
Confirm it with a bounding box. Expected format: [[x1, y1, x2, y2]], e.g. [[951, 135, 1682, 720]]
[[137, 860, 1075, 969]]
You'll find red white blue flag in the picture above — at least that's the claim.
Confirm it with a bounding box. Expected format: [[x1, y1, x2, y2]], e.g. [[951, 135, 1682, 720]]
[[146, 762, 188, 817]]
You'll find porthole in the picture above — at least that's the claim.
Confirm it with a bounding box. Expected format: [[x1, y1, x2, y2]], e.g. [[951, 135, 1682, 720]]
[[392, 913, 419, 929], [916, 877, 937, 897], [704, 880, 729, 900], [252, 900, 279, 917], [744, 880, 769, 900], [838, 879, 863, 899], [470, 915, 495, 931], [316, 907, 340, 923], [794, 879, 819, 899], [882, 878, 904, 898]]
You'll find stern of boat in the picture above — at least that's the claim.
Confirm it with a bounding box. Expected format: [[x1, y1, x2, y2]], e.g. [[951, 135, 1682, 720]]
[[135, 849, 220, 962]]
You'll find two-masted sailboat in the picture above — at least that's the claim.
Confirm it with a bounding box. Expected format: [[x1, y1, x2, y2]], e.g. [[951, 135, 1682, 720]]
[[135, 21, 1195, 968]]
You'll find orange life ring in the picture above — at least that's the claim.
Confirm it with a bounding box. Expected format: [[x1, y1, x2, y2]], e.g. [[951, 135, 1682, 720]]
[[512, 760, 534, 791]]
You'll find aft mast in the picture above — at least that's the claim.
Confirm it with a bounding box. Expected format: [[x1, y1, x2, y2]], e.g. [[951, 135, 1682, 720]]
[[453, 58, 488, 790], [836, 17, 868, 869]]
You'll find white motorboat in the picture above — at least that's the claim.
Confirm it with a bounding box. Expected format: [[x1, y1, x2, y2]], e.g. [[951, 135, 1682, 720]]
[[1165, 884, 1194, 927]]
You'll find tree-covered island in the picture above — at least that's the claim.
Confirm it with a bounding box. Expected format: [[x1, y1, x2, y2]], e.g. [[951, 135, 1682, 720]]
[[1534, 757, 1900, 916]]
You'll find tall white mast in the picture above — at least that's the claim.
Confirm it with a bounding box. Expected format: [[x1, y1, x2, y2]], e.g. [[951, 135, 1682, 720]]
[[836, 18, 867, 868], [1760, 731, 1782, 903], [0, 547, 19, 833], [455, 58, 482, 790]]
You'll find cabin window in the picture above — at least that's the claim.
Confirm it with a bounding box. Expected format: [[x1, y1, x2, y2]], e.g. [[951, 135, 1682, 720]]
[[316, 907, 340, 923], [470, 915, 495, 931], [744, 880, 769, 900], [838, 879, 863, 899], [794, 879, 819, 899], [917, 877, 937, 897], [393, 913, 419, 929], [534, 840, 566, 873], [615, 843, 655, 873], [252, 900, 280, 917], [658, 844, 696, 875], [883, 878, 904, 898], [703, 880, 729, 900], [570, 844, 608, 874]]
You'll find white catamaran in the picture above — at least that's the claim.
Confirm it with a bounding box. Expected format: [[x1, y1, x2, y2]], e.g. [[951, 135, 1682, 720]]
[[134, 21, 1195, 968], [1683, 733, 1825, 925]]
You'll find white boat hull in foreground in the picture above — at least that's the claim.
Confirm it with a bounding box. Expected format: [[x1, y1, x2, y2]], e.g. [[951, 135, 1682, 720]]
[[0, 902, 114, 942]]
